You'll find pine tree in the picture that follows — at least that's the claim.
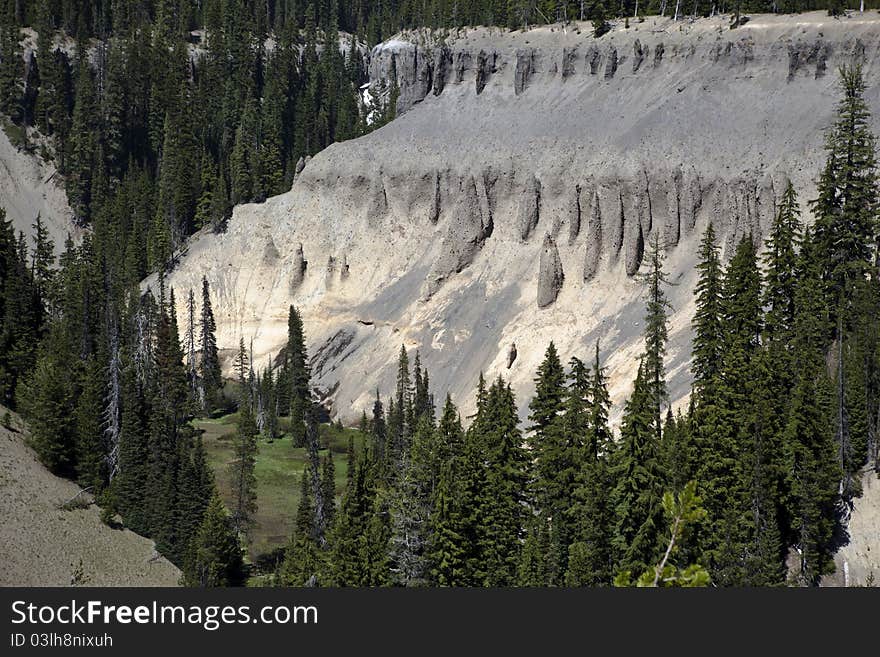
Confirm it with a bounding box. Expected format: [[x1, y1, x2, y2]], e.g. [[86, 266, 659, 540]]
[[567, 342, 616, 586], [287, 305, 310, 447], [199, 276, 222, 413], [610, 360, 665, 576], [75, 355, 106, 490], [229, 388, 258, 539], [639, 233, 672, 438], [279, 470, 322, 586], [692, 223, 723, 400], [184, 491, 245, 587]]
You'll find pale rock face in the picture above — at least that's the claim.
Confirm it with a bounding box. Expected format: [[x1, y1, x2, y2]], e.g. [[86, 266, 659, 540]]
[[158, 12, 880, 425], [537, 233, 564, 308], [0, 129, 77, 254]]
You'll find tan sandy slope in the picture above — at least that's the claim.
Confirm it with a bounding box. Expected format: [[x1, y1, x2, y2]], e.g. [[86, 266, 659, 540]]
[[0, 408, 179, 587]]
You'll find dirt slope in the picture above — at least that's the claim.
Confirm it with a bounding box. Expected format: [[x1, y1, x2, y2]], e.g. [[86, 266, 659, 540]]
[[0, 409, 180, 587], [824, 471, 880, 587]]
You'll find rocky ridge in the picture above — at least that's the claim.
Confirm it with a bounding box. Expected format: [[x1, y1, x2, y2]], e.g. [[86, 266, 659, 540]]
[[159, 12, 880, 423]]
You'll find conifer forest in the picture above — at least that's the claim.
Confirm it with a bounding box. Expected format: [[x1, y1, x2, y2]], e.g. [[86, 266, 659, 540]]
[[0, 1, 878, 589]]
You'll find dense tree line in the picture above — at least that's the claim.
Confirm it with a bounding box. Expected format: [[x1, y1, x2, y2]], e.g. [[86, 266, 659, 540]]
[[1, 0, 370, 274], [2, 1, 877, 51], [8, 200, 244, 582]]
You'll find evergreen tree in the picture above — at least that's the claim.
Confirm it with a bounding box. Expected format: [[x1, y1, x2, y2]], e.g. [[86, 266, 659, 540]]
[[0, 12, 22, 123], [610, 360, 665, 576], [184, 491, 245, 587], [426, 462, 466, 586], [229, 389, 258, 539], [287, 305, 310, 447], [370, 389, 387, 469], [567, 342, 616, 586], [321, 450, 336, 530], [810, 64, 877, 318], [199, 276, 223, 413], [639, 233, 672, 438], [16, 326, 76, 475], [474, 378, 528, 586], [279, 470, 323, 586], [75, 355, 105, 490], [113, 363, 150, 533], [691, 223, 723, 400]]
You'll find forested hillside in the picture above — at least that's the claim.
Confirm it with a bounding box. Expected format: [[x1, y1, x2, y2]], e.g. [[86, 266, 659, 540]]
[[0, 2, 878, 587]]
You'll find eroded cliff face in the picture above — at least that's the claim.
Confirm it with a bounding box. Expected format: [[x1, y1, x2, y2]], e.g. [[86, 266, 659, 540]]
[[0, 129, 76, 254], [160, 12, 880, 423]]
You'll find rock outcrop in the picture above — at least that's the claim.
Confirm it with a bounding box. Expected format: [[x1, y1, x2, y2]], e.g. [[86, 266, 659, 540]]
[[292, 243, 307, 288], [537, 233, 564, 308], [518, 175, 541, 241], [514, 48, 535, 95], [160, 13, 880, 424]]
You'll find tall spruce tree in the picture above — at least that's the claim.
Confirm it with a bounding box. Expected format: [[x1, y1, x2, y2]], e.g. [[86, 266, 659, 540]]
[[691, 223, 723, 400], [279, 470, 323, 586], [567, 342, 616, 586], [287, 305, 310, 447], [610, 360, 665, 577], [199, 276, 222, 414], [639, 233, 672, 438], [229, 389, 258, 539], [184, 491, 245, 587]]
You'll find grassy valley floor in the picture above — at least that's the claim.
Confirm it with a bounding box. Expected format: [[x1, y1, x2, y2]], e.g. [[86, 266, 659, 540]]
[[196, 415, 363, 564]]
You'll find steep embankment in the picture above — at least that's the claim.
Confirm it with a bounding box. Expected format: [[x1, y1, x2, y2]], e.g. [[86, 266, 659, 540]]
[[0, 409, 180, 586], [825, 471, 880, 587], [162, 12, 880, 422], [0, 128, 76, 254]]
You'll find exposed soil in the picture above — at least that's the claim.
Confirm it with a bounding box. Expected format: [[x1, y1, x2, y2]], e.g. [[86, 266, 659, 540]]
[[0, 407, 180, 587]]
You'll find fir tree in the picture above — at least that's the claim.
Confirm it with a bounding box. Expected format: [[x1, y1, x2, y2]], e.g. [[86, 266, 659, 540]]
[[75, 355, 105, 490], [229, 391, 258, 539], [810, 64, 877, 317], [639, 233, 672, 438], [199, 276, 222, 413], [16, 326, 76, 475], [567, 342, 616, 586], [184, 492, 245, 587], [474, 378, 528, 586], [321, 450, 336, 531], [691, 223, 723, 400], [287, 305, 310, 447], [279, 470, 322, 586], [426, 462, 466, 586], [610, 360, 665, 576]]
